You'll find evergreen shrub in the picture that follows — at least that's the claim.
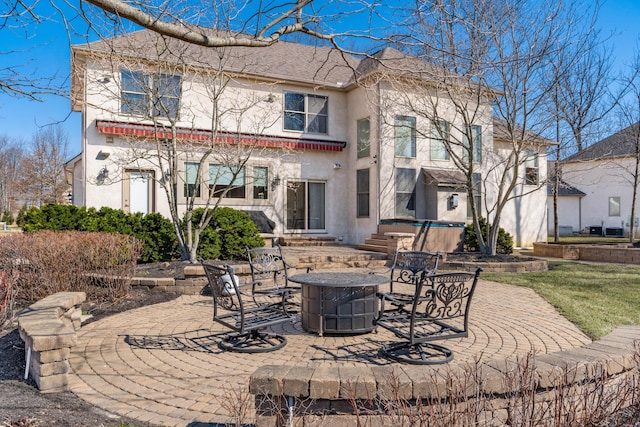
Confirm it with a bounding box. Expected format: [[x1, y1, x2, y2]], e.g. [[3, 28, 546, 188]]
[[464, 217, 513, 254]]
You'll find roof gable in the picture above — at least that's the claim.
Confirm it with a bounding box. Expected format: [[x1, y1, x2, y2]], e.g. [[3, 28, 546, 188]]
[[564, 122, 640, 162]]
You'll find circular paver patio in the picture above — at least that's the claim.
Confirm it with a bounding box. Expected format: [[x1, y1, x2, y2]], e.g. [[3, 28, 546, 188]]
[[68, 279, 591, 426]]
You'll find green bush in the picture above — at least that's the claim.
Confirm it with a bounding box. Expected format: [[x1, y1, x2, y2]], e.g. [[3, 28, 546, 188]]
[[211, 207, 264, 260], [18, 204, 178, 263], [186, 207, 264, 260], [1, 210, 13, 225], [138, 213, 180, 263], [464, 217, 513, 254]]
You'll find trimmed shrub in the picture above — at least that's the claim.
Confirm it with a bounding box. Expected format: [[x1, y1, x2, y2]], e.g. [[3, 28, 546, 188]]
[[138, 213, 180, 263], [18, 204, 178, 263], [211, 207, 264, 260], [464, 217, 513, 254], [0, 231, 142, 304], [186, 207, 264, 260]]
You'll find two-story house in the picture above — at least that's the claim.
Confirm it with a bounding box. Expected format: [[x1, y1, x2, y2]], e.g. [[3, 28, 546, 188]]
[[66, 30, 549, 251]]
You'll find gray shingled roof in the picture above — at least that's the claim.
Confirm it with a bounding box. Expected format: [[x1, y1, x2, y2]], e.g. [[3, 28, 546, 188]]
[[493, 117, 555, 145], [564, 122, 640, 162], [547, 179, 586, 197], [74, 30, 360, 89]]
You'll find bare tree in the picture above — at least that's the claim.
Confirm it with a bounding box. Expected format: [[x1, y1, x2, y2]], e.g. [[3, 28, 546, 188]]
[[547, 15, 618, 242], [374, 0, 578, 254], [19, 124, 69, 207], [614, 53, 640, 243], [78, 0, 342, 47], [0, 134, 25, 215]]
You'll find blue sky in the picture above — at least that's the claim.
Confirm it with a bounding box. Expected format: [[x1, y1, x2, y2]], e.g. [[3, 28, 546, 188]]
[[0, 0, 638, 158]]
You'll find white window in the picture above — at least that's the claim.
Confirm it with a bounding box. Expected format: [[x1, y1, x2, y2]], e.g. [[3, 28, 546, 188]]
[[357, 169, 370, 217], [430, 120, 450, 161], [395, 116, 416, 158], [253, 166, 269, 200], [525, 150, 538, 185], [121, 71, 181, 119], [395, 168, 416, 217], [209, 164, 246, 199], [609, 197, 621, 216], [284, 92, 328, 133], [463, 124, 482, 163], [184, 162, 200, 198], [357, 118, 370, 158]]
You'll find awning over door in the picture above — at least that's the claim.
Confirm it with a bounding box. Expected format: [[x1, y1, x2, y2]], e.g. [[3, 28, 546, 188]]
[[422, 168, 467, 188]]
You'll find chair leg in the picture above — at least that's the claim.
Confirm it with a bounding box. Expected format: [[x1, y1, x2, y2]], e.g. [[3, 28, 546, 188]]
[[381, 341, 454, 365], [219, 330, 287, 353]]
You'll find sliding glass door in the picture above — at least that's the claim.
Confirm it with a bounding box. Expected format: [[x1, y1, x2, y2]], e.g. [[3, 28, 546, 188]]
[[286, 180, 325, 230]]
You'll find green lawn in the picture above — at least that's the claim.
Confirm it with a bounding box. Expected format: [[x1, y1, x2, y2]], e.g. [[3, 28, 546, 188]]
[[482, 261, 640, 340]]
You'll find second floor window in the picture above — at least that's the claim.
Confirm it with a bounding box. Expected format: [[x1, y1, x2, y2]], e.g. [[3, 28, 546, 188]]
[[525, 149, 538, 185], [121, 71, 181, 119], [395, 116, 416, 158], [357, 118, 370, 158], [463, 124, 482, 163], [284, 92, 328, 133], [430, 120, 450, 161]]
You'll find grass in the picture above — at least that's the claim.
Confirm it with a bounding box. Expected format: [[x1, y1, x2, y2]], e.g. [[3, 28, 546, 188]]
[[483, 260, 640, 340], [549, 235, 631, 244]]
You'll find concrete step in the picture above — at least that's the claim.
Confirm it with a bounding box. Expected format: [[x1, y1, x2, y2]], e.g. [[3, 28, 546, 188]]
[[357, 243, 388, 253], [279, 236, 338, 246], [364, 237, 387, 246]]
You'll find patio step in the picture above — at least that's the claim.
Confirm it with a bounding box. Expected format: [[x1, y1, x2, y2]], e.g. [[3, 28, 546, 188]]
[[283, 247, 390, 270], [279, 236, 339, 246]]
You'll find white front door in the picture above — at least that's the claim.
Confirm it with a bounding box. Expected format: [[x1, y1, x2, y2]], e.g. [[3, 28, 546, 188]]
[[124, 171, 154, 214], [130, 172, 150, 214]]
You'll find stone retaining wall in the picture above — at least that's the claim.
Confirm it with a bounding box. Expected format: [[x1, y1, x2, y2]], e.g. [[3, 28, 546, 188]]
[[439, 258, 548, 272], [249, 326, 640, 426], [17, 292, 86, 393], [533, 242, 640, 264]]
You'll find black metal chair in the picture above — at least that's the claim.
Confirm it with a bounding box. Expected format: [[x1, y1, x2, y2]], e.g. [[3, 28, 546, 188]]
[[375, 268, 482, 365], [245, 244, 311, 307], [199, 260, 294, 353], [376, 250, 440, 313]]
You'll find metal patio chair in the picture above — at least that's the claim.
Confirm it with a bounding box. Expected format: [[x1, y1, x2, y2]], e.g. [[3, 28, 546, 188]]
[[376, 250, 440, 314], [375, 268, 482, 364], [200, 260, 294, 353], [246, 244, 312, 308]]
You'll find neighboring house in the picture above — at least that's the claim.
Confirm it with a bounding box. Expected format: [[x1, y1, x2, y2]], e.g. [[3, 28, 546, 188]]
[[66, 30, 549, 250], [546, 161, 586, 235], [561, 123, 640, 238]]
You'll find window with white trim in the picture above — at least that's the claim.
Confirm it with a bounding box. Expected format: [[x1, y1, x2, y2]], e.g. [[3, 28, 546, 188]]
[[463, 124, 482, 163], [609, 196, 621, 216], [209, 164, 245, 198], [284, 92, 328, 133], [430, 120, 450, 161], [121, 71, 181, 119], [395, 116, 416, 158], [357, 118, 370, 158], [253, 166, 269, 200], [395, 168, 416, 217], [184, 162, 200, 198], [357, 168, 370, 217], [525, 149, 539, 185]]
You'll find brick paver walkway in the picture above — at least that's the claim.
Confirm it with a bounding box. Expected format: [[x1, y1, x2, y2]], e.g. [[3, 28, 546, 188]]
[[67, 275, 591, 426]]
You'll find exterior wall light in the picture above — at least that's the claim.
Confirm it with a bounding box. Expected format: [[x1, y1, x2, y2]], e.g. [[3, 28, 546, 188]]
[[271, 175, 281, 190]]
